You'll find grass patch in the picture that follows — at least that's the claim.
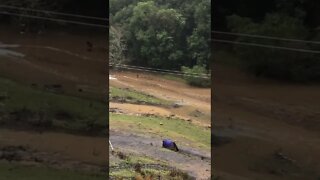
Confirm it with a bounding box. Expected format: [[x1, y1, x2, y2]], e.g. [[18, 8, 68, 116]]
[[109, 152, 190, 179], [161, 75, 186, 83], [110, 169, 136, 178], [109, 86, 172, 106], [110, 113, 210, 149], [127, 155, 162, 164], [0, 162, 105, 180], [0, 77, 107, 135], [110, 151, 165, 167]]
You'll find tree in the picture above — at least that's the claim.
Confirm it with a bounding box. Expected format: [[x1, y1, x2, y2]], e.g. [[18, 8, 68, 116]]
[[126, 1, 186, 69], [187, 0, 211, 67], [226, 13, 319, 82], [181, 65, 210, 87], [109, 26, 127, 66], [110, 0, 211, 75]]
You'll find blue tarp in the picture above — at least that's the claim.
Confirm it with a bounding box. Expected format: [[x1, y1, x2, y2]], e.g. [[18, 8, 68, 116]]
[[162, 139, 179, 152]]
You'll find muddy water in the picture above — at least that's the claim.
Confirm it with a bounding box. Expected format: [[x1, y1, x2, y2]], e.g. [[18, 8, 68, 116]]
[[213, 64, 320, 179], [0, 46, 25, 58], [0, 27, 107, 101], [0, 27, 108, 172], [0, 129, 107, 165]]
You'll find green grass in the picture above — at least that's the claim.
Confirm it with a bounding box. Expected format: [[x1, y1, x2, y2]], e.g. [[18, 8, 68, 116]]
[[110, 113, 210, 149], [0, 162, 105, 180], [141, 168, 171, 177], [0, 77, 106, 134], [110, 151, 166, 167], [110, 167, 188, 179], [109, 86, 172, 106], [127, 155, 162, 164], [109, 169, 136, 178], [161, 75, 186, 83], [109, 152, 188, 179]]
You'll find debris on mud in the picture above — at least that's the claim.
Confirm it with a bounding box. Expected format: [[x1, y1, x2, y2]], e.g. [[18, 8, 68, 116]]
[[172, 102, 182, 108], [109, 107, 124, 114], [111, 95, 167, 107], [189, 109, 204, 117], [273, 149, 296, 165]]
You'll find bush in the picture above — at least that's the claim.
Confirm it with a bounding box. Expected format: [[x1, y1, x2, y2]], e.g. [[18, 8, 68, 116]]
[[181, 65, 210, 87], [227, 13, 320, 82]]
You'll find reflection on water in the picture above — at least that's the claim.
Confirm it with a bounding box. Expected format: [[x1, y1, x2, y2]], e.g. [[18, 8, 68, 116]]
[[0, 41, 25, 58]]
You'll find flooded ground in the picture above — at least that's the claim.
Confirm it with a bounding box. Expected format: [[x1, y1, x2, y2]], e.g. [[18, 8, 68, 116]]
[[213, 64, 320, 179], [0, 25, 107, 178]]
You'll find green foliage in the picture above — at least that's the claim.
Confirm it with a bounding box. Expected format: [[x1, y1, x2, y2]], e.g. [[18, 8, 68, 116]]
[[109, 86, 172, 106], [0, 77, 106, 135], [110, 26, 127, 65], [227, 13, 320, 82], [110, 113, 211, 149], [187, 0, 211, 66], [275, 0, 307, 18], [110, 0, 211, 71], [125, 1, 186, 69], [181, 65, 210, 87]]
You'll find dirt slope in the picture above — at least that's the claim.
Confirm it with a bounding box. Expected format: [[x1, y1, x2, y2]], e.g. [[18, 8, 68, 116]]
[[109, 71, 212, 179], [110, 70, 211, 127]]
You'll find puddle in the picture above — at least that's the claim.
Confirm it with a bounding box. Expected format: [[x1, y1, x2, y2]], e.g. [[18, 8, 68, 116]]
[[0, 41, 25, 58], [109, 75, 117, 80]]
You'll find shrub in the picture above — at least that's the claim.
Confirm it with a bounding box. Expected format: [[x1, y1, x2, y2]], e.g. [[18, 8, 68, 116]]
[[181, 65, 210, 87], [227, 13, 320, 82]]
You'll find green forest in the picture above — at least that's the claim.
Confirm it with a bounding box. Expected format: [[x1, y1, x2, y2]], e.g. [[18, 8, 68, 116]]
[[110, 0, 211, 87], [214, 0, 320, 82]]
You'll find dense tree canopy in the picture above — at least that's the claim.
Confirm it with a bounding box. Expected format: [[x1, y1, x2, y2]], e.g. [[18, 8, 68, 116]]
[[110, 0, 211, 72], [110, 25, 126, 66], [214, 0, 320, 82]]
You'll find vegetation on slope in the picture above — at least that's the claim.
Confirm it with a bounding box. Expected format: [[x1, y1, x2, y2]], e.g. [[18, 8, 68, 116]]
[[0, 77, 106, 135]]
